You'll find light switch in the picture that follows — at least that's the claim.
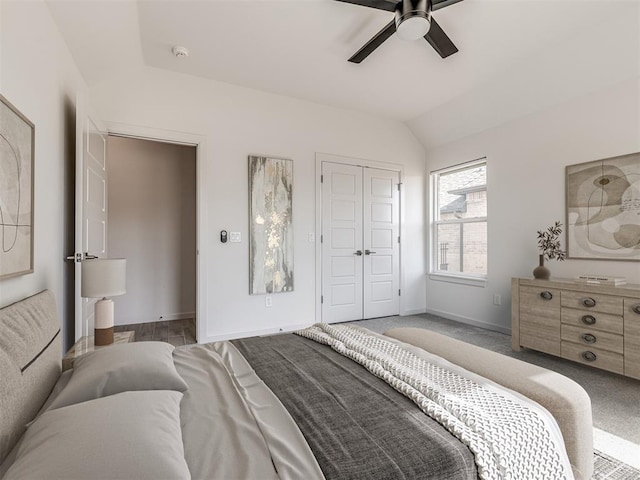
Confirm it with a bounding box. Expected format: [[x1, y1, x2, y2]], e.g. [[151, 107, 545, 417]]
[[230, 232, 241, 243]]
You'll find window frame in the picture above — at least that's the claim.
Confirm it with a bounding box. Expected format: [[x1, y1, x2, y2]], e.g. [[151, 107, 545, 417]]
[[429, 158, 487, 286]]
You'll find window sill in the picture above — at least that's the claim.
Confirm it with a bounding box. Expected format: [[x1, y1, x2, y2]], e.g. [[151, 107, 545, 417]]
[[428, 273, 487, 288]]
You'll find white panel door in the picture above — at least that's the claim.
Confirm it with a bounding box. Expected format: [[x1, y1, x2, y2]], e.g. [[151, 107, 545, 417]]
[[321, 162, 400, 323], [363, 168, 400, 318], [74, 97, 108, 340], [321, 163, 363, 323]]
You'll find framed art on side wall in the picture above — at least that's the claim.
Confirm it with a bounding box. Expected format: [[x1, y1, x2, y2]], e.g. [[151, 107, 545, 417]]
[[248, 155, 294, 294], [566, 152, 640, 261], [0, 95, 34, 279]]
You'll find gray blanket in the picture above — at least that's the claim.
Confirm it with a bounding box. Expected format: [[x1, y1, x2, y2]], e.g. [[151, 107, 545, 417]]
[[232, 334, 477, 480]]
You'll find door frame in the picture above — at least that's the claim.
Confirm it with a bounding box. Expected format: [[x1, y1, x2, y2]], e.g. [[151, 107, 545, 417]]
[[315, 152, 404, 323], [104, 121, 207, 343]]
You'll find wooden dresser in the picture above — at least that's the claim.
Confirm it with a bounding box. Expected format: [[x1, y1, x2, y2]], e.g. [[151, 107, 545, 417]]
[[511, 277, 640, 379]]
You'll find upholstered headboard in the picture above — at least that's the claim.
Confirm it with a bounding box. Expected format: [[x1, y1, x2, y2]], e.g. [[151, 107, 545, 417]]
[[0, 290, 61, 463]]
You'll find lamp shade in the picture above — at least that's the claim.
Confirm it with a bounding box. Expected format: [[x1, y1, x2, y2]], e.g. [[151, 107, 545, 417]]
[[81, 259, 126, 298]]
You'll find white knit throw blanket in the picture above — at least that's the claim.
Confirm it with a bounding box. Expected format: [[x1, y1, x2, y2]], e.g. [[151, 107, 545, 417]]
[[296, 323, 574, 480]]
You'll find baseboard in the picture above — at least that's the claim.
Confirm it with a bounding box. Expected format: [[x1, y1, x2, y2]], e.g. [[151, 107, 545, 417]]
[[401, 307, 427, 316], [200, 322, 312, 343], [159, 312, 196, 322], [424, 308, 511, 335]]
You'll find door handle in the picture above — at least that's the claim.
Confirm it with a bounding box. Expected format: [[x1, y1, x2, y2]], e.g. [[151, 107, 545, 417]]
[[354, 250, 363, 256], [65, 253, 99, 262], [364, 250, 376, 255]]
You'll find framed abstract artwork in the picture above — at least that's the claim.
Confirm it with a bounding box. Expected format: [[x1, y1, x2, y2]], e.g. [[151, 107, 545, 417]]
[[0, 94, 34, 279], [248, 155, 293, 294], [566, 152, 640, 261]]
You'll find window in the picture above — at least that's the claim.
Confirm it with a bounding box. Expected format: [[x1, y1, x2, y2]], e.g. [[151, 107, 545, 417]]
[[431, 159, 487, 280]]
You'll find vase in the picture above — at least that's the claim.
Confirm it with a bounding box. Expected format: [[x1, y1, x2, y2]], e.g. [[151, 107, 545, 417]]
[[533, 254, 550, 280]]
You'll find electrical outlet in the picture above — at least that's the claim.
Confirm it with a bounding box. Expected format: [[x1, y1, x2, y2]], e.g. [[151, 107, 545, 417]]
[[493, 294, 502, 306], [230, 232, 241, 243], [308, 232, 315, 243], [265, 296, 272, 307]]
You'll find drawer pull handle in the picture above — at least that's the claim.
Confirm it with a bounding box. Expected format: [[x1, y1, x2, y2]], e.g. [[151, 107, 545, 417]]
[[540, 291, 553, 301], [581, 351, 597, 362], [581, 333, 597, 344], [632, 304, 640, 315], [581, 315, 596, 325], [581, 297, 597, 308]]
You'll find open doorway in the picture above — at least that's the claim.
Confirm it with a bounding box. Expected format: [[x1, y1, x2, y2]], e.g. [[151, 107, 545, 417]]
[[107, 135, 197, 345]]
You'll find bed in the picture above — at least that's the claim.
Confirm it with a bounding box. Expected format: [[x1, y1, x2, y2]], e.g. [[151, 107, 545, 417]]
[[0, 290, 594, 479]]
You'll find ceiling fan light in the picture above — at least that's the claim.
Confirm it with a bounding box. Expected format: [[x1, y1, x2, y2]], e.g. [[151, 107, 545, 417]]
[[396, 15, 431, 41]]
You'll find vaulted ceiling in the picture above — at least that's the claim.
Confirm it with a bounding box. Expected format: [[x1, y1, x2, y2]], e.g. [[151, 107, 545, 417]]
[[47, 0, 639, 147]]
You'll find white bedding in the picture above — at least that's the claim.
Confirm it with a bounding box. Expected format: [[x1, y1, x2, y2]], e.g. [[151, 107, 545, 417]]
[[173, 342, 325, 480]]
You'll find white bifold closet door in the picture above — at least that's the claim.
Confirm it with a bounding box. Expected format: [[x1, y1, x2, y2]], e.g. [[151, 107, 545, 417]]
[[321, 162, 400, 323]]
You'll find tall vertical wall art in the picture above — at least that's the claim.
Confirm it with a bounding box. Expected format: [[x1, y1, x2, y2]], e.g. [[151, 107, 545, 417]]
[[0, 95, 34, 279], [249, 155, 294, 294], [566, 152, 640, 260]]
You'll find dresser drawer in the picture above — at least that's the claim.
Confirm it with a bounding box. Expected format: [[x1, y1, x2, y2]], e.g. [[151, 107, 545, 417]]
[[625, 298, 640, 317], [624, 298, 640, 380], [518, 286, 561, 355], [561, 341, 624, 375], [520, 286, 560, 312], [560, 308, 623, 334], [560, 291, 622, 315], [561, 324, 623, 354], [520, 331, 560, 356]]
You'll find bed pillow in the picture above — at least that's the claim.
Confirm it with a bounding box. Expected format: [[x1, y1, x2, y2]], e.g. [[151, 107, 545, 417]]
[[47, 341, 188, 410], [3, 390, 190, 480]]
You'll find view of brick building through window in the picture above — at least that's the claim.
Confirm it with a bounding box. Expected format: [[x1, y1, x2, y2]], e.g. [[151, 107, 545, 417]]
[[434, 161, 487, 275]]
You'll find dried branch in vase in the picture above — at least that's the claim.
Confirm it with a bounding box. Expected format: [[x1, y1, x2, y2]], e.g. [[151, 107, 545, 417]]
[[537, 221, 567, 261]]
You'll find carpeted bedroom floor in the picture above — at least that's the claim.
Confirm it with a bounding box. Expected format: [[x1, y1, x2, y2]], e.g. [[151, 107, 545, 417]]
[[121, 314, 640, 479]]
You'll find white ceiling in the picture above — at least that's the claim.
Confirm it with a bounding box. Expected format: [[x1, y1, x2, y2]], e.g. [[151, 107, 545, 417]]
[[47, 0, 639, 143]]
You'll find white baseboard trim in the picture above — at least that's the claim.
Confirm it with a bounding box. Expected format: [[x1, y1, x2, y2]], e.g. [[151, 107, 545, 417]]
[[159, 312, 196, 322], [424, 308, 511, 335], [200, 322, 312, 343], [401, 307, 427, 316]]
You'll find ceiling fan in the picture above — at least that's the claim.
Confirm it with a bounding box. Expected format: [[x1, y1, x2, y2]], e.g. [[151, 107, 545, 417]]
[[337, 0, 464, 63]]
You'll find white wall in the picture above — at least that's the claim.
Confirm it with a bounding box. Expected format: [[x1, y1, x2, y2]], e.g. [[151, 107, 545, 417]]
[[107, 136, 196, 326], [89, 67, 426, 341], [423, 77, 640, 333], [0, 1, 86, 351]]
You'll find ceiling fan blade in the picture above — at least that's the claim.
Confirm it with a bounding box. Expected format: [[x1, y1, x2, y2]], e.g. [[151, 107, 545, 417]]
[[432, 0, 464, 12], [348, 20, 396, 63], [334, 0, 398, 13], [424, 17, 458, 58]]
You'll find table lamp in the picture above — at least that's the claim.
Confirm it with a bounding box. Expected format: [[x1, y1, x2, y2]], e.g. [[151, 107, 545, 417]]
[[81, 258, 126, 346]]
